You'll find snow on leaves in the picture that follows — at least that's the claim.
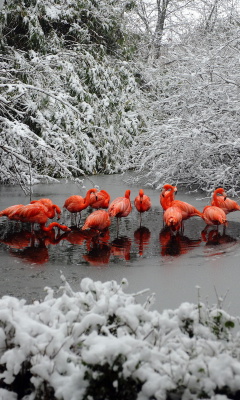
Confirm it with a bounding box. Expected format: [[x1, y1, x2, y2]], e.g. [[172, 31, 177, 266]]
[[0, 276, 239, 399], [0, 0, 141, 192]]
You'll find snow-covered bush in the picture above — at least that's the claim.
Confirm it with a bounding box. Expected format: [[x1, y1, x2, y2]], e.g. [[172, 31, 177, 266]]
[[0, 0, 141, 191], [0, 276, 239, 400]]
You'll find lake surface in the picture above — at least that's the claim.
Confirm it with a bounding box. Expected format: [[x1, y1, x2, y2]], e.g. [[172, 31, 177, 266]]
[[1, 173, 240, 318]]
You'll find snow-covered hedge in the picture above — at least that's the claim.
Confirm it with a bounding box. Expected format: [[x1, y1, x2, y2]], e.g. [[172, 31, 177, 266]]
[[0, 276, 239, 400]]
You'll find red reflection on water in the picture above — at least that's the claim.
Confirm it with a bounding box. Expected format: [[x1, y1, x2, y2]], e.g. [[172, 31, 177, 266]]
[[111, 236, 132, 261], [201, 229, 237, 246], [1, 229, 65, 266], [159, 226, 201, 256], [83, 243, 111, 266], [0, 230, 33, 249], [82, 230, 111, 266], [134, 226, 151, 256]]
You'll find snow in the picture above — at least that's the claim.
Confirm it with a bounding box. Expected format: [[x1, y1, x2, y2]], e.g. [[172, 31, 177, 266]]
[[0, 276, 239, 399]]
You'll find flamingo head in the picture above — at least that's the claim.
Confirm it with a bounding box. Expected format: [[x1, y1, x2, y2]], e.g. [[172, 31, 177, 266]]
[[162, 184, 177, 197], [214, 187, 227, 200], [125, 189, 131, 199]]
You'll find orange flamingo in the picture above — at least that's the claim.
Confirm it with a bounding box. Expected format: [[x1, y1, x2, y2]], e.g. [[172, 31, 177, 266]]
[[134, 189, 151, 226], [63, 188, 98, 224], [211, 187, 240, 214], [89, 189, 110, 209], [82, 210, 111, 232], [15, 203, 70, 232], [160, 184, 202, 224], [30, 198, 61, 219], [202, 205, 227, 230], [163, 206, 183, 232], [108, 189, 132, 232], [160, 184, 177, 210], [0, 204, 25, 221]]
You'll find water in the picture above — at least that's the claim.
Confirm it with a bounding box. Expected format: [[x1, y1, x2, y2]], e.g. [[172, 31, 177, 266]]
[[1, 173, 240, 318]]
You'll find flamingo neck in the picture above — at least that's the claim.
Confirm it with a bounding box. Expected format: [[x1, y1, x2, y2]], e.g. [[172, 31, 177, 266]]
[[213, 190, 222, 206], [41, 222, 70, 232]]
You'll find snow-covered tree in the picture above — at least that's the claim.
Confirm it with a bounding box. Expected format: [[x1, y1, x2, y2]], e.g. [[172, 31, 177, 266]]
[[131, 2, 240, 194], [0, 0, 141, 192]]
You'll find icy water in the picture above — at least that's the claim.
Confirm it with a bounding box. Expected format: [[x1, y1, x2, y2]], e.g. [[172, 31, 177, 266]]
[[1, 173, 240, 318]]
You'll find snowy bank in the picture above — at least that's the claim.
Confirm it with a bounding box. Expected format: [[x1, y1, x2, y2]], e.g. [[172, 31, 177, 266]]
[[0, 276, 239, 400]]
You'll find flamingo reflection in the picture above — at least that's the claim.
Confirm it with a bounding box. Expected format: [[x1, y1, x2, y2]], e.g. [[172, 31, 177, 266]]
[[134, 226, 151, 256], [0, 230, 34, 249], [111, 236, 132, 261], [201, 229, 237, 247], [83, 241, 111, 266], [159, 226, 201, 256], [2, 229, 63, 265]]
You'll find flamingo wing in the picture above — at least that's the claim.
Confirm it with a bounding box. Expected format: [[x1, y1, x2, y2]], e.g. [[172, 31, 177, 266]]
[[108, 197, 132, 218], [171, 200, 202, 219], [82, 210, 111, 230], [63, 195, 84, 213], [0, 204, 24, 219], [18, 204, 49, 224], [202, 206, 227, 226]]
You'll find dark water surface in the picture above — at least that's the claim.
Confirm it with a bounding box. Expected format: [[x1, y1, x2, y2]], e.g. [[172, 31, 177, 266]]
[[1, 173, 240, 317]]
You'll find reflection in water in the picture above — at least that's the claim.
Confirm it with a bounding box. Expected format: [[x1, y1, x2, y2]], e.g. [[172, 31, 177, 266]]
[[3, 229, 63, 266], [111, 236, 132, 261], [83, 243, 111, 266], [201, 228, 237, 257], [159, 227, 201, 257], [0, 230, 33, 249], [134, 226, 151, 256]]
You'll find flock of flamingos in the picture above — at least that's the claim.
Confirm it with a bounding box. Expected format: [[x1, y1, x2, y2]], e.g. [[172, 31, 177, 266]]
[[0, 184, 240, 264], [0, 184, 239, 235]]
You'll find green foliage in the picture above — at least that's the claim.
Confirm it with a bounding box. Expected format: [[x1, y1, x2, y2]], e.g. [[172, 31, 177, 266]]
[[83, 354, 142, 400], [1, 0, 133, 56]]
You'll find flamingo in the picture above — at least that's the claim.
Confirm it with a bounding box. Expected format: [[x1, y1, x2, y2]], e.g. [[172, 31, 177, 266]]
[[89, 189, 110, 209], [160, 184, 177, 211], [0, 204, 25, 221], [82, 210, 111, 232], [211, 187, 240, 214], [160, 184, 202, 225], [163, 206, 183, 232], [202, 205, 227, 231], [134, 189, 151, 226], [30, 198, 61, 219], [14, 203, 70, 232], [108, 189, 132, 232], [63, 188, 98, 225]]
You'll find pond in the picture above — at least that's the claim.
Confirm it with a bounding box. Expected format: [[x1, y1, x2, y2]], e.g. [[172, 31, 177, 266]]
[[0, 173, 240, 318]]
